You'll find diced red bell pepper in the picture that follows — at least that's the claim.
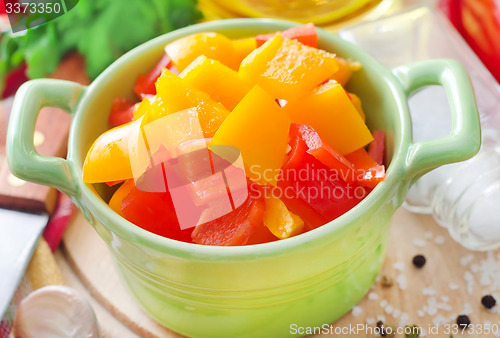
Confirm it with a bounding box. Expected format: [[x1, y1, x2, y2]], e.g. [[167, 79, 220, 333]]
[[345, 148, 385, 189], [292, 124, 355, 183], [277, 130, 366, 229], [256, 23, 318, 48], [246, 222, 279, 245], [368, 130, 385, 165], [109, 178, 193, 243], [191, 183, 266, 246], [108, 97, 136, 127], [133, 53, 179, 98]]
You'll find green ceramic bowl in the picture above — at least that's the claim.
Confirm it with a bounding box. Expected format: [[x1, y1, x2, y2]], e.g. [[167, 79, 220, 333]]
[[7, 19, 480, 337]]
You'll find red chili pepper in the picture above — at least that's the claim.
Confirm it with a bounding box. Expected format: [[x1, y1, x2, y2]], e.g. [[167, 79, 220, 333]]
[[2, 63, 28, 98], [439, 0, 500, 82]]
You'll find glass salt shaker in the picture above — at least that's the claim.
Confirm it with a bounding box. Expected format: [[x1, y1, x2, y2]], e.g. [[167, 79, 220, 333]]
[[339, 5, 500, 250]]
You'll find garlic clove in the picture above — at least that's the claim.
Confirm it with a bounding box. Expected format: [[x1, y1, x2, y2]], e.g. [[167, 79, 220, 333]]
[[13, 285, 99, 338]]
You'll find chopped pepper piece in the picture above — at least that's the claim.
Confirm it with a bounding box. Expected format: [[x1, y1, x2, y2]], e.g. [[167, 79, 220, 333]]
[[256, 23, 318, 48], [109, 178, 193, 243], [246, 222, 279, 244], [277, 129, 366, 229], [284, 80, 373, 155], [108, 97, 137, 127], [180, 56, 251, 111], [210, 85, 291, 186], [151, 69, 230, 137], [330, 57, 361, 87], [233, 37, 257, 65], [262, 195, 305, 239], [348, 92, 366, 121], [164, 32, 240, 71], [368, 130, 385, 165], [191, 184, 266, 246], [83, 117, 148, 183], [292, 124, 356, 183], [345, 148, 385, 189], [239, 34, 338, 100], [133, 53, 178, 99]]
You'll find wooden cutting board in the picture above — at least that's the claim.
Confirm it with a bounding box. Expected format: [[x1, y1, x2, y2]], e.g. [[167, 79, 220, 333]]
[[58, 207, 500, 338]]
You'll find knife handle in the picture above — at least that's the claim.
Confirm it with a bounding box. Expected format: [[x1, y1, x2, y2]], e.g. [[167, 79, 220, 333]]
[[0, 106, 72, 213]]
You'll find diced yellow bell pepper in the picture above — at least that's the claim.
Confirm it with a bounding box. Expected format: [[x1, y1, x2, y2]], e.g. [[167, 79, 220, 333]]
[[180, 56, 251, 111], [330, 57, 361, 87], [133, 97, 153, 121], [233, 37, 257, 65], [210, 85, 290, 186], [239, 34, 338, 100], [284, 80, 373, 155], [83, 117, 149, 183], [263, 196, 305, 239], [164, 32, 240, 72], [109, 179, 135, 213], [151, 69, 230, 137], [348, 92, 366, 121]]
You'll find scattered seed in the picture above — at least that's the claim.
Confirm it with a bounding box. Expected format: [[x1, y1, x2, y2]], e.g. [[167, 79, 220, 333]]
[[397, 273, 408, 290], [381, 275, 393, 287], [393, 261, 405, 271], [383, 325, 396, 337], [456, 314, 471, 328], [351, 305, 363, 317], [462, 302, 473, 315], [481, 295, 497, 309], [413, 237, 427, 247], [404, 324, 420, 337], [366, 317, 376, 325], [412, 255, 426, 268], [434, 235, 446, 245], [376, 321, 395, 337]]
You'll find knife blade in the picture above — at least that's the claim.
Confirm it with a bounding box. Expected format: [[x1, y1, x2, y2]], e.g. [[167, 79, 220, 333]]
[[0, 104, 71, 318]]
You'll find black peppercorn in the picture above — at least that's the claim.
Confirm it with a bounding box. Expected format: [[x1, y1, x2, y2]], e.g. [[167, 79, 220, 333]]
[[481, 295, 496, 309], [412, 254, 426, 268], [376, 321, 385, 336], [456, 314, 471, 328]]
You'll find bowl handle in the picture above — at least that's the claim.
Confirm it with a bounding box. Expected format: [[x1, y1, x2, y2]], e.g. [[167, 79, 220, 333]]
[[7, 79, 85, 198], [392, 59, 481, 183]]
